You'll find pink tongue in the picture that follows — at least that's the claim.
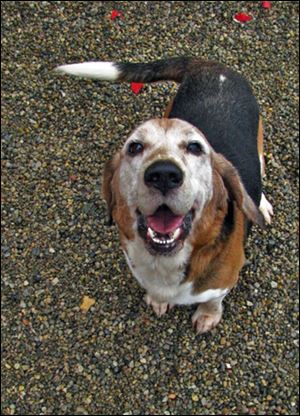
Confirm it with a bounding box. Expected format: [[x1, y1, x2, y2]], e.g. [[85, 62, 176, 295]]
[[147, 206, 184, 234]]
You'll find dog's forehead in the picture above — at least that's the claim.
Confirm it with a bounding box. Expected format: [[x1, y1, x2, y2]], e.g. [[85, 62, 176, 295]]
[[128, 118, 211, 152]]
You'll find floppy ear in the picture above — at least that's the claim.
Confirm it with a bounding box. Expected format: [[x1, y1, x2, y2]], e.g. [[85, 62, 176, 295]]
[[102, 154, 120, 226], [212, 152, 265, 228]]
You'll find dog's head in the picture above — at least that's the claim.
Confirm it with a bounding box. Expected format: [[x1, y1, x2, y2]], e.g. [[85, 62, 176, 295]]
[[103, 118, 264, 255]]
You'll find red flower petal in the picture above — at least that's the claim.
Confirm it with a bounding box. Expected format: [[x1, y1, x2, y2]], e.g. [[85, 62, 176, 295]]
[[111, 10, 124, 20], [130, 82, 144, 94], [262, 1, 271, 9], [234, 12, 253, 23]]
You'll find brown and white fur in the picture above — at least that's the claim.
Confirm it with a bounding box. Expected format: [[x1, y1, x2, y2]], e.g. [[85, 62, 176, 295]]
[[56, 57, 273, 333]]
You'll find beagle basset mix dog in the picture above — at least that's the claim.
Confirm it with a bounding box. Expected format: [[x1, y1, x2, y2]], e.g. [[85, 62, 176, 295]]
[[55, 57, 273, 333]]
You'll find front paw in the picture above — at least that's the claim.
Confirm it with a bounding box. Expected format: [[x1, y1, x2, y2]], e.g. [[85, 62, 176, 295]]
[[145, 294, 173, 317], [192, 305, 223, 334]]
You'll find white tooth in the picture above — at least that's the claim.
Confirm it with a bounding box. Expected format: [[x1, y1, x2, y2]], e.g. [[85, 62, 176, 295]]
[[173, 228, 181, 240], [148, 227, 156, 239], [151, 235, 177, 246], [153, 237, 162, 244]]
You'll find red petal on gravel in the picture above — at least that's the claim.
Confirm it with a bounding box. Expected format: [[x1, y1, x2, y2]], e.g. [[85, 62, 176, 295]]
[[233, 12, 253, 23], [111, 10, 124, 20], [262, 1, 272, 9], [130, 82, 144, 94]]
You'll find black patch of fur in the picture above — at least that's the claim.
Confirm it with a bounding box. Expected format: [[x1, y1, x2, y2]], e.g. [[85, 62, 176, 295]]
[[169, 64, 262, 207], [220, 199, 235, 240]]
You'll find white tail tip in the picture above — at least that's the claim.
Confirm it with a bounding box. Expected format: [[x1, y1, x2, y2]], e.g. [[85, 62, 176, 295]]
[[54, 61, 120, 81]]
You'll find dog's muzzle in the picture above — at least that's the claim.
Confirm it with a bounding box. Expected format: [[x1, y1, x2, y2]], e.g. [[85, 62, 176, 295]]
[[136, 160, 195, 255], [137, 204, 194, 256]]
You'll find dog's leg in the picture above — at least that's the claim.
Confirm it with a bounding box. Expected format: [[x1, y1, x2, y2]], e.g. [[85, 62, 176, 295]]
[[192, 295, 225, 334], [145, 294, 173, 317], [258, 116, 274, 224], [259, 193, 274, 225], [257, 116, 266, 178]]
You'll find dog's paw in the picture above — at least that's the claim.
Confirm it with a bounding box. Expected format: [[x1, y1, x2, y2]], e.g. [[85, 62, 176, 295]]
[[259, 193, 274, 225], [192, 306, 223, 334], [145, 295, 173, 317]]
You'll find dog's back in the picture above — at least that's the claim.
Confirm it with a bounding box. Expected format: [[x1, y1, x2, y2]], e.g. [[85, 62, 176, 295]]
[[168, 62, 262, 207]]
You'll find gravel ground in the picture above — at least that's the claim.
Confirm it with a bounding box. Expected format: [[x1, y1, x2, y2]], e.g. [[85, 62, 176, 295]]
[[1, 1, 299, 415]]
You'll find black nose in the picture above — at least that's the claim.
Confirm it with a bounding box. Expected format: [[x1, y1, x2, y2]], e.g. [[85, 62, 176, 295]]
[[144, 160, 183, 195]]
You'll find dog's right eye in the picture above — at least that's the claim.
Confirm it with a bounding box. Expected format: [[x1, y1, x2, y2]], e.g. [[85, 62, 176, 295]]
[[127, 142, 144, 156]]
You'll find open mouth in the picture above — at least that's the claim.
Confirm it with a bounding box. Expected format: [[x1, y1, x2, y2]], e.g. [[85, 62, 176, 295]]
[[137, 204, 194, 255]]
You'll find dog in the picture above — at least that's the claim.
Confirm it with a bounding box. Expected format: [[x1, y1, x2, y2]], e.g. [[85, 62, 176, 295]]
[[55, 57, 273, 333]]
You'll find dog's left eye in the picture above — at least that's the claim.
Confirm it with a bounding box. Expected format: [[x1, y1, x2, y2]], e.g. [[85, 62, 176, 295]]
[[187, 142, 203, 156], [127, 142, 144, 156]]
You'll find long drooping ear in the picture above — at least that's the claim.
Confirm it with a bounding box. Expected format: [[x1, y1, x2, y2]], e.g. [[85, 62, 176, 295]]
[[102, 154, 120, 226], [212, 152, 265, 228]]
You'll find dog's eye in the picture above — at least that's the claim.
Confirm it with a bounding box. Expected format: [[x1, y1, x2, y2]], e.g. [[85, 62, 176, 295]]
[[127, 142, 144, 156], [187, 142, 203, 156]]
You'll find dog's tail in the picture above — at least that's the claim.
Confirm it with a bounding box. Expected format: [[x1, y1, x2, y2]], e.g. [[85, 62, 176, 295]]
[[54, 57, 207, 83]]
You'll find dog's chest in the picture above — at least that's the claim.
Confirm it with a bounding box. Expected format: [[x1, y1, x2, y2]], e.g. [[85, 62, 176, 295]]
[[124, 238, 192, 303]]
